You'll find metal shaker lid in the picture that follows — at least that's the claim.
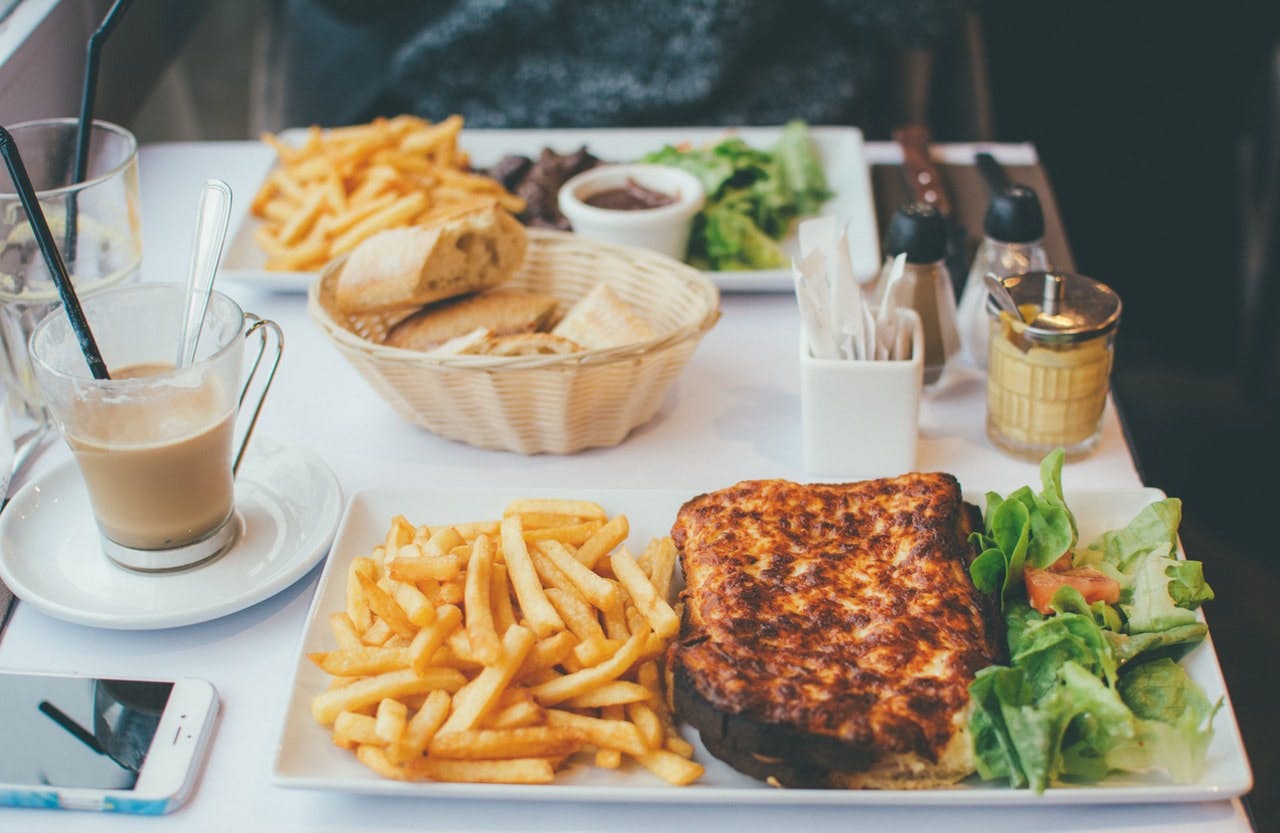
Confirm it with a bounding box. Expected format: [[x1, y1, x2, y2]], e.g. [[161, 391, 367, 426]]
[[985, 271, 1122, 343]]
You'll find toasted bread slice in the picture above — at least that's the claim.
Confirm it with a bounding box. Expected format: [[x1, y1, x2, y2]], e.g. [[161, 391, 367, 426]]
[[669, 475, 999, 788], [384, 289, 559, 351], [552, 283, 655, 350], [335, 204, 527, 315]]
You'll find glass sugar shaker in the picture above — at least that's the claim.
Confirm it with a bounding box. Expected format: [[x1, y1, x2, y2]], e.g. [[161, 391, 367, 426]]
[[876, 203, 960, 386], [957, 185, 1049, 369], [986, 271, 1122, 460]]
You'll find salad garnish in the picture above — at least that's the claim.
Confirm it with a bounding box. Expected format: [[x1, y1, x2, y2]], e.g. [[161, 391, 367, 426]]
[[967, 450, 1220, 792]]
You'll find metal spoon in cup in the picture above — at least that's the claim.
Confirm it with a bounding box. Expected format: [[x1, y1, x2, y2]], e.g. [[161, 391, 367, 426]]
[[176, 180, 233, 367]]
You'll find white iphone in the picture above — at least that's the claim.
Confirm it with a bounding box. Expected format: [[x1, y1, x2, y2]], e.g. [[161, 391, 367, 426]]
[[0, 671, 218, 814]]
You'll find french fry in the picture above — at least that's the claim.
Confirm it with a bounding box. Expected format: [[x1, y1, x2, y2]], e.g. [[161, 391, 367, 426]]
[[522, 522, 601, 547], [529, 632, 645, 705], [428, 726, 584, 760], [633, 748, 706, 786], [503, 498, 607, 522], [406, 756, 556, 785], [356, 572, 418, 639], [573, 515, 630, 569], [627, 701, 664, 750], [329, 612, 362, 652], [519, 630, 578, 677], [536, 539, 620, 611], [386, 688, 451, 763], [408, 604, 462, 676], [464, 534, 503, 665], [438, 624, 536, 733], [611, 549, 680, 640], [346, 557, 375, 632], [312, 667, 466, 725], [646, 537, 678, 602], [485, 698, 545, 730], [491, 563, 517, 634], [333, 712, 381, 749], [375, 698, 408, 743], [422, 526, 465, 557], [500, 515, 564, 638], [563, 681, 652, 709], [544, 709, 647, 756], [390, 553, 461, 583], [308, 646, 406, 677]]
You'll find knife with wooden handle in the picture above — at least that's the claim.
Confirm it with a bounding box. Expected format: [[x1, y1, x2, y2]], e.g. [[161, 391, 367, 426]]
[[893, 125, 969, 296]]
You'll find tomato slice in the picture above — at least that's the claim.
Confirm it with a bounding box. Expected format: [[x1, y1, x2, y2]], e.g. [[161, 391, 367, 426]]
[[1025, 566, 1121, 614]]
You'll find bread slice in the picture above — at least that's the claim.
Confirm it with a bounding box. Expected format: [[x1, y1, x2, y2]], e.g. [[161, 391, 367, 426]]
[[552, 283, 656, 350], [384, 289, 559, 351], [334, 204, 527, 315]]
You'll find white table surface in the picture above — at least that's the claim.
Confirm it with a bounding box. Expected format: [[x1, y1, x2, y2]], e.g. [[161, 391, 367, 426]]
[[0, 140, 1255, 832]]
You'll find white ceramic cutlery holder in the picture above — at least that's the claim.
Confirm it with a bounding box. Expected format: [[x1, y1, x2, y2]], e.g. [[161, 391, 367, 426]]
[[801, 308, 924, 480]]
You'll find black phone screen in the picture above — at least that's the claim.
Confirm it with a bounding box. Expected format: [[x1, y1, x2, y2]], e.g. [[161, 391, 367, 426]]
[[0, 673, 174, 790]]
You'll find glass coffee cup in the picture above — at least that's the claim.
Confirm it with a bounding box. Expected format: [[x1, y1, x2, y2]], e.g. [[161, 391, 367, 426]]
[[29, 284, 282, 571]]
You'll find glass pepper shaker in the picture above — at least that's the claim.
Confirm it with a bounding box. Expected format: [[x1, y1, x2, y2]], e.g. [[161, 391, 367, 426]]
[[876, 203, 960, 386], [985, 271, 1122, 460]]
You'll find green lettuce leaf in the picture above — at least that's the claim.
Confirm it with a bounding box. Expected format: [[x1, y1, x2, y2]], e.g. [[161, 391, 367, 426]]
[[642, 122, 827, 270], [699, 205, 785, 270], [1109, 659, 1221, 783], [1098, 498, 1181, 572], [1123, 555, 1203, 634]]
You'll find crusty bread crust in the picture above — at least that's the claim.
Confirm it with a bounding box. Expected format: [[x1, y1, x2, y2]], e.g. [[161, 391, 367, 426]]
[[335, 204, 527, 315], [384, 289, 559, 351], [552, 283, 655, 350]]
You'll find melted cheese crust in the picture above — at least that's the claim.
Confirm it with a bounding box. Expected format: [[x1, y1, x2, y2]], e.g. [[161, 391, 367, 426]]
[[671, 474, 1000, 768]]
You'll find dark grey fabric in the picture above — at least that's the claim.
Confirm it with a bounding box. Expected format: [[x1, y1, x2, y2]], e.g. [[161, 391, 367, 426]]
[[276, 0, 969, 129]]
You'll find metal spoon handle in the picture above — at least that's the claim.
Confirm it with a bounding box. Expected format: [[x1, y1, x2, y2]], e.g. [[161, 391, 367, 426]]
[[176, 179, 233, 368]]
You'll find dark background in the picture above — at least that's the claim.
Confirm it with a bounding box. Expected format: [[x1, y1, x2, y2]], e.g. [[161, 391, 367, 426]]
[[979, 3, 1280, 830]]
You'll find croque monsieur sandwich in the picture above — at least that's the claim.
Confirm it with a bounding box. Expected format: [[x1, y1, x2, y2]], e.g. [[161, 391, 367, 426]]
[[667, 474, 1002, 788]]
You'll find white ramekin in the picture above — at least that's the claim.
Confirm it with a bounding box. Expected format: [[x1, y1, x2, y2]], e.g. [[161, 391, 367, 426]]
[[558, 163, 705, 260]]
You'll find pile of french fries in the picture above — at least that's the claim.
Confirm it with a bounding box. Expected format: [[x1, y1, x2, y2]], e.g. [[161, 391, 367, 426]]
[[308, 498, 704, 786], [251, 114, 525, 272]]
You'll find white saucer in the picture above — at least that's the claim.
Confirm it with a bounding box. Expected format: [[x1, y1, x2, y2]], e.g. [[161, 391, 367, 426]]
[[0, 436, 343, 630]]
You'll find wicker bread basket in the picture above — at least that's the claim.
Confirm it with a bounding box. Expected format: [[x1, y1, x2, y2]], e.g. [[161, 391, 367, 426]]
[[309, 229, 720, 454]]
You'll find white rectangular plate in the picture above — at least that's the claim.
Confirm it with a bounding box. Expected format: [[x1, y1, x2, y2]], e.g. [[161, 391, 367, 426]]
[[272, 486, 1251, 805], [221, 126, 879, 294]]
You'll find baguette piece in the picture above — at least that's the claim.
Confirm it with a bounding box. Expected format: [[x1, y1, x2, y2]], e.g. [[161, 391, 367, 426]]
[[552, 284, 656, 350], [334, 204, 527, 315], [384, 289, 559, 352]]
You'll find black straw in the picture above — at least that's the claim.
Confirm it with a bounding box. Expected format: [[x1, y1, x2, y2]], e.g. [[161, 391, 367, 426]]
[[0, 127, 110, 380], [65, 0, 133, 258]]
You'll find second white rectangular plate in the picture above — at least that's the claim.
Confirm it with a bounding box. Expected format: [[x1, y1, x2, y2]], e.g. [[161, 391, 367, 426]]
[[221, 125, 880, 294], [272, 486, 1251, 805]]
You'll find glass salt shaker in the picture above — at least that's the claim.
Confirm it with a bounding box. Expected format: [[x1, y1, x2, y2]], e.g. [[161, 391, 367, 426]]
[[957, 185, 1049, 369]]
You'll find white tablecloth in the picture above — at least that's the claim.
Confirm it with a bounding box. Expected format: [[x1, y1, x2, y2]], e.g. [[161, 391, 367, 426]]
[[0, 141, 1253, 832]]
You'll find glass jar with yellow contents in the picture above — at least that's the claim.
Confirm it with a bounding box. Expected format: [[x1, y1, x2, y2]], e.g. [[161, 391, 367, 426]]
[[985, 271, 1122, 460]]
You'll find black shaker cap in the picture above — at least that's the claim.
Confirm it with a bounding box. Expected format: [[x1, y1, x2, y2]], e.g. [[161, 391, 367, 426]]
[[884, 202, 947, 264], [984, 184, 1044, 243]]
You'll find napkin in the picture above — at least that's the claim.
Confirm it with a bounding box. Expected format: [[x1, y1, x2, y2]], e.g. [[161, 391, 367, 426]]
[[794, 218, 908, 361]]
